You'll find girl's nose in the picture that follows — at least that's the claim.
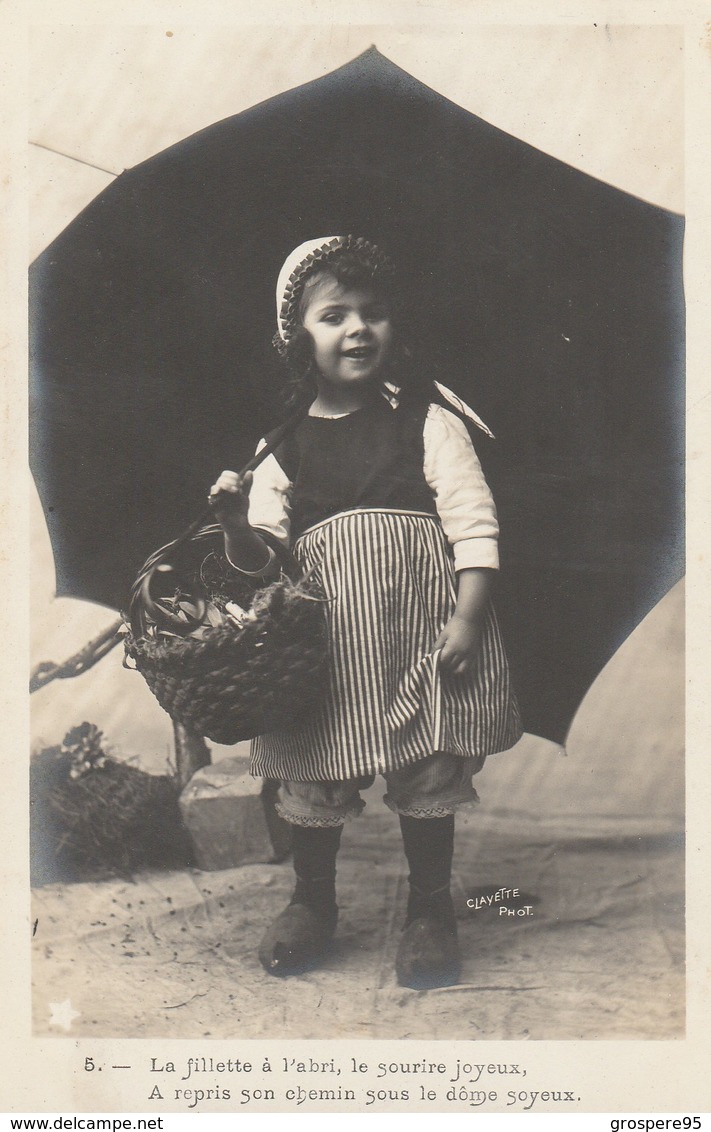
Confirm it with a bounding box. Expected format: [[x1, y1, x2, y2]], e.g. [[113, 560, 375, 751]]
[[345, 313, 369, 336]]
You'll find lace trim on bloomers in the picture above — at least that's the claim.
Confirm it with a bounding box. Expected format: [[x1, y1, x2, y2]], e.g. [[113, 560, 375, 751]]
[[384, 798, 480, 819], [274, 802, 360, 829]]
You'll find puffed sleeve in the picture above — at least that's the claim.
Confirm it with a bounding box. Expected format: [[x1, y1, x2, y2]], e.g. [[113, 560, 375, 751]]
[[423, 403, 500, 570], [246, 438, 293, 548]]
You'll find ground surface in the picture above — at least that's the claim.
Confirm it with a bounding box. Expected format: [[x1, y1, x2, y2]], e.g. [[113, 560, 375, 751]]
[[32, 797, 684, 1041], [31, 581, 685, 1041]]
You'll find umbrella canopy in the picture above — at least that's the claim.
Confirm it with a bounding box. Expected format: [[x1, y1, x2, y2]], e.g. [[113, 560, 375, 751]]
[[29, 46, 684, 744]]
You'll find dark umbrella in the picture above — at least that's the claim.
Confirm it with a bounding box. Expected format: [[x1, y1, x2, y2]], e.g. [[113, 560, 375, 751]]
[[30, 47, 684, 745]]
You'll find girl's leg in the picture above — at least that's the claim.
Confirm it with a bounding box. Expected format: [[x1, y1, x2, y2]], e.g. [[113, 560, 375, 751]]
[[396, 813, 461, 989], [259, 776, 369, 976], [384, 753, 479, 989], [259, 823, 343, 976]]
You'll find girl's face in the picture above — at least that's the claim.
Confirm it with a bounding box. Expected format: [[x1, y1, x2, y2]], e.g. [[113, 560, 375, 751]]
[[300, 274, 394, 392]]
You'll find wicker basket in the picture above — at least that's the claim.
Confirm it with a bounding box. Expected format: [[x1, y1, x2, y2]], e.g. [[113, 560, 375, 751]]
[[124, 530, 329, 745], [123, 407, 330, 745]]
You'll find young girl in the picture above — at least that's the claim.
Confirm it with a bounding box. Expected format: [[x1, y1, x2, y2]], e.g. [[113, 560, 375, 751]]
[[210, 235, 522, 989]]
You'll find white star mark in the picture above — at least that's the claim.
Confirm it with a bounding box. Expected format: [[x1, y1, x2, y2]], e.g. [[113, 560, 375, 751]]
[[49, 998, 81, 1031]]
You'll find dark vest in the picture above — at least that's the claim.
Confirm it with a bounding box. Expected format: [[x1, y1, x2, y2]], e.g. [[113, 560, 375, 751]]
[[271, 395, 438, 538]]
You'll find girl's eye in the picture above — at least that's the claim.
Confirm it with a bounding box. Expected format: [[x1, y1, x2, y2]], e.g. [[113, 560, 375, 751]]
[[321, 312, 343, 324]]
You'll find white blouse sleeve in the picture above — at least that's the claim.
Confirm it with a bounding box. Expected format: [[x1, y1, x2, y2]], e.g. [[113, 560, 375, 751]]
[[246, 438, 293, 548], [423, 403, 500, 571]]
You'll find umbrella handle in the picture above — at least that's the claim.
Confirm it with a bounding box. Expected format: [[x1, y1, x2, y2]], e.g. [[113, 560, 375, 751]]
[[128, 403, 309, 638]]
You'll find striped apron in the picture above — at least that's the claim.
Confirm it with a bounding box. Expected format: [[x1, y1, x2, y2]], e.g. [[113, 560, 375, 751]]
[[250, 509, 522, 782]]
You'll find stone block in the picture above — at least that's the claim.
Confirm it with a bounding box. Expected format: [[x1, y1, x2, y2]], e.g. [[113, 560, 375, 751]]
[[179, 756, 291, 870]]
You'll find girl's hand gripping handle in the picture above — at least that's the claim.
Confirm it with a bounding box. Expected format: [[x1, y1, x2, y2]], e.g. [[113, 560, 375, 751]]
[[209, 471, 275, 575], [208, 470, 253, 536]]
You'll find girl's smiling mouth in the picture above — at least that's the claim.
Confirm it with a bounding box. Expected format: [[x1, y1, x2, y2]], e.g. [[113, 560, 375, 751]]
[[342, 346, 374, 359]]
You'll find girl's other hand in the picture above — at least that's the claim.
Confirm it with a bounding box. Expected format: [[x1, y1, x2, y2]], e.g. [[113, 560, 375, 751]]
[[434, 613, 483, 676], [208, 470, 253, 533]]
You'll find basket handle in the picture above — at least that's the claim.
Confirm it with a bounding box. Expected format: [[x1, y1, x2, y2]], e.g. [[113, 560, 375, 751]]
[[128, 403, 309, 637]]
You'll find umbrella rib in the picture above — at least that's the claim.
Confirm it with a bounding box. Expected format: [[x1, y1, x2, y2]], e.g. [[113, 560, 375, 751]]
[[29, 140, 121, 178]]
